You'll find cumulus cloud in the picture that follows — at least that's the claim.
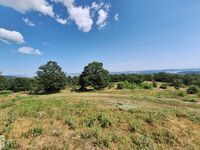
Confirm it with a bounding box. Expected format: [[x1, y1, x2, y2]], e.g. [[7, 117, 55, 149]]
[[54, 0, 93, 32], [0, 0, 54, 16], [114, 13, 119, 21], [0, 28, 25, 44], [0, 0, 112, 32], [0, 0, 67, 25], [96, 9, 108, 29], [22, 17, 35, 26], [18, 47, 42, 55]]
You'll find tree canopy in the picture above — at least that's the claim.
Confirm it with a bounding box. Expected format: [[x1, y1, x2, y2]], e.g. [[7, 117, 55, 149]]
[[79, 61, 110, 90], [35, 61, 66, 93]]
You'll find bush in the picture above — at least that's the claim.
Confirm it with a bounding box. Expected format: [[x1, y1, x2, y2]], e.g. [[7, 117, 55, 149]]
[[23, 127, 43, 138], [117, 81, 138, 90], [0, 90, 12, 96], [97, 114, 112, 128], [152, 80, 157, 88], [160, 83, 168, 89], [140, 83, 153, 90], [187, 85, 200, 94]]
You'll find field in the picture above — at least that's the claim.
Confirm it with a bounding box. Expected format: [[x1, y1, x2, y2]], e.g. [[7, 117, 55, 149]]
[[0, 87, 200, 149]]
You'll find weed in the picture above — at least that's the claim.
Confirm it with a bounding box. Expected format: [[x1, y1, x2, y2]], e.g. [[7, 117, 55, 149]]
[[97, 114, 112, 128], [145, 112, 153, 125], [65, 117, 77, 130], [22, 127, 43, 138], [84, 117, 96, 128], [129, 120, 142, 132]]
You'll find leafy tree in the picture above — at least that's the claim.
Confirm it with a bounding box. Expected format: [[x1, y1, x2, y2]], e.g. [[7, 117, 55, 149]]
[[0, 73, 9, 90], [35, 61, 66, 93], [79, 61, 110, 90], [9, 78, 32, 92]]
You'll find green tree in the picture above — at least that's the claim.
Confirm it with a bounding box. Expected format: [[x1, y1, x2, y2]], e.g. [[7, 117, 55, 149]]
[[35, 61, 66, 93], [9, 78, 32, 92], [79, 61, 110, 90], [0, 73, 9, 90]]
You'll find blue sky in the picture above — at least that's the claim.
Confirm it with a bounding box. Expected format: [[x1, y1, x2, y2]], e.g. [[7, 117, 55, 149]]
[[0, 0, 200, 76]]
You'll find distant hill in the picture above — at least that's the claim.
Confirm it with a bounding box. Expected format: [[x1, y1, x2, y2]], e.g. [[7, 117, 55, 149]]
[[111, 68, 200, 75], [2, 68, 200, 78], [69, 68, 200, 76]]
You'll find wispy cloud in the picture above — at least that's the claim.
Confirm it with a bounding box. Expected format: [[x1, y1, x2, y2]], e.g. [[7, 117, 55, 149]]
[[22, 17, 35, 27], [18, 47, 43, 55], [114, 13, 119, 21]]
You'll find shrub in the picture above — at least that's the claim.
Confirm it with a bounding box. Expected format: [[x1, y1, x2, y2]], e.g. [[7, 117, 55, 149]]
[[160, 83, 168, 89], [117, 83, 124, 89], [117, 81, 138, 90], [65, 118, 77, 130], [97, 114, 112, 128], [176, 91, 186, 97], [81, 128, 100, 139], [187, 85, 200, 94], [84, 117, 96, 128], [152, 80, 157, 88], [129, 120, 142, 132], [140, 83, 153, 90], [23, 127, 43, 138], [0, 90, 12, 96]]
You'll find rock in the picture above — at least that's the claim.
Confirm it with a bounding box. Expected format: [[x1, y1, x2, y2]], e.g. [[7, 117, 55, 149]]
[[0, 135, 5, 150]]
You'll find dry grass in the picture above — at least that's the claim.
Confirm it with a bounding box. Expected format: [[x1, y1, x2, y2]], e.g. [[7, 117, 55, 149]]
[[0, 87, 200, 149]]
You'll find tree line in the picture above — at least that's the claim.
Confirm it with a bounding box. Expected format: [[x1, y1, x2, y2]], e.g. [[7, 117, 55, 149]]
[[1, 61, 200, 94]]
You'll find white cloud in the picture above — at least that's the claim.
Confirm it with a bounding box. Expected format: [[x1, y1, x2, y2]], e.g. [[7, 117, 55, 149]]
[[96, 9, 108, 29], [55, 16, 68, 25], [54, 0, 93, 32], [0, 0, 66, 25], [0, 0, 54, 16], [0, 28, 25, 44], [0, 0, 112, 32], [114, 13, 119, 21], [18, 47, 43, 55], [22, 17, 35, 26], [90, 2, 104, 11]]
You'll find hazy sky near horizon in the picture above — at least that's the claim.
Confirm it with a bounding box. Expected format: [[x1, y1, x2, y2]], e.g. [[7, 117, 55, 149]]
[[0, 0, 200, 76]]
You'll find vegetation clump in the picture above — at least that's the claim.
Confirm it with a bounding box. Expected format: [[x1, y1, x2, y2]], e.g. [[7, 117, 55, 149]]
[[187, 85, 200, 94], [33, 61, 66, 94], [160, 83, 168, 89], [79, 61, 110, 90]]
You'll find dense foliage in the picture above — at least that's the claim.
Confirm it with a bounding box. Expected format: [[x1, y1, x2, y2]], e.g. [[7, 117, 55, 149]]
[[9, 78, 32, 92], [187, 85, 200, 94], [34, 61, 66, 93], [1, 62, 200, 95], [79, 62, 110, 90]]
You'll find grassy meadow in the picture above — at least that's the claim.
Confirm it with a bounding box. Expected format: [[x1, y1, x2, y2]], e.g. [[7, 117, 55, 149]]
[[0, 85, 200, 149]]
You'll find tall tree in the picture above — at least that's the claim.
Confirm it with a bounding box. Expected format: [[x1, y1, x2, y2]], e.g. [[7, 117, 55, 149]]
[[79, 61, 110, 90], [35, 61, 66, 93]]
